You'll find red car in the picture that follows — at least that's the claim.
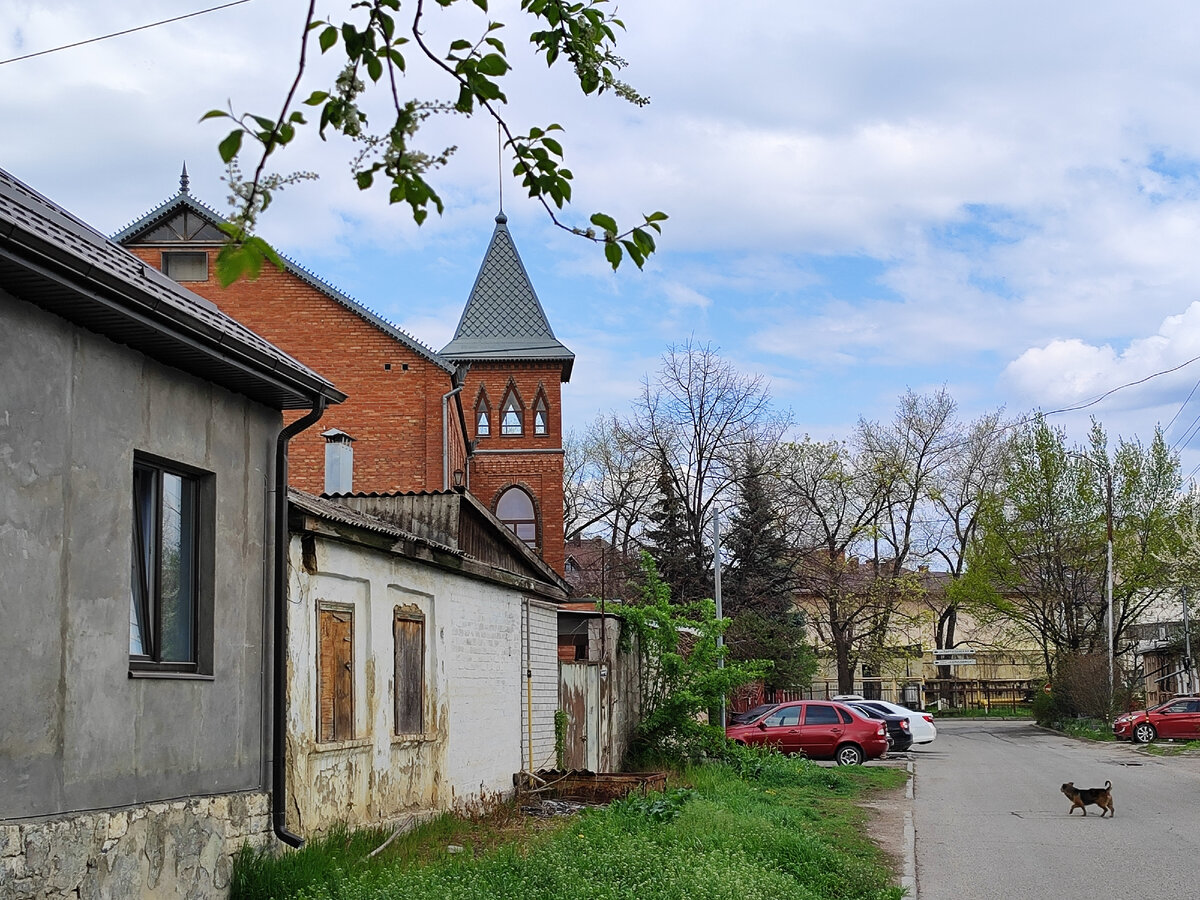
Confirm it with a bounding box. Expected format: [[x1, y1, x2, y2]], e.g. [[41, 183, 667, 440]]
[[725, 700, 888, 765], [1113, 696, 1200, 743]]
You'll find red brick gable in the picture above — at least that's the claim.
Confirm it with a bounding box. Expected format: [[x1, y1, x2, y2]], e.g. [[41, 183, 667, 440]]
[[124, 245, 468, 496]]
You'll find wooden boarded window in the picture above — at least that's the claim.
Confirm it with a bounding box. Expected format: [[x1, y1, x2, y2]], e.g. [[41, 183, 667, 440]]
[[318, 606, 354, 742], [394, 610, 425, 735]]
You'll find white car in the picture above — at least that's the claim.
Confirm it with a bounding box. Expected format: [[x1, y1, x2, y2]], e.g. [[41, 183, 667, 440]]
[[833, 695, 937, 745]]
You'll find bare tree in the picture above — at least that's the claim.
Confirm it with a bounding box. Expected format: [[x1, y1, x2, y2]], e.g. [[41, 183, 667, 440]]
[[564, 414, 658, 553], [922, 408, 1009, 670], [628, 339, 783, 600], [780, 438, 889, 692]]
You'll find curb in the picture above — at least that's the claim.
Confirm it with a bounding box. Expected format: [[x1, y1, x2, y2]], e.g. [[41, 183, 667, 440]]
[[901, 760, 917, 899]]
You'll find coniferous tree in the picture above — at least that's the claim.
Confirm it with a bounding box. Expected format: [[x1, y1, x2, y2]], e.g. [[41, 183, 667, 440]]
[[722, 453, 816, 689], [646, 457, 710, 604]]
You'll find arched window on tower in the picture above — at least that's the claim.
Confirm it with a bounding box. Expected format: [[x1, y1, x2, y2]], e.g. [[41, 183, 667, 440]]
[[475, 394, 491, 437], [496, 487, 537, 548], [501, 391, 522, 435], [533, 392, 549, 436]]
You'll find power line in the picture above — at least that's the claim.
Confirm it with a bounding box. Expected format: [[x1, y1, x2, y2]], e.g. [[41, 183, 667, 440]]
[[0, 0, 253, 66], [1039, 352, 1200, 420], [1164, 374, 1200, 436]]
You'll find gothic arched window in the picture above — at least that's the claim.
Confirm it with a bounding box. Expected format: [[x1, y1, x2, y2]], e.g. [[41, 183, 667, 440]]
[[496, 487, 537, 547], [475, 393, 491, 437], [501, 391, 522, 436], [533, 392, 549, 436]]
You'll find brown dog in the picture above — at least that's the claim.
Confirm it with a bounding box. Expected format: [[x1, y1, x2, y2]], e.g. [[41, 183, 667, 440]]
[[1061, 780, 1114, 817]]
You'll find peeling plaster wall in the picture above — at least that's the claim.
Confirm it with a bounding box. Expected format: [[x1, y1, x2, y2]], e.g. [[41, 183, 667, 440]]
[[287, 533, 556, 833]]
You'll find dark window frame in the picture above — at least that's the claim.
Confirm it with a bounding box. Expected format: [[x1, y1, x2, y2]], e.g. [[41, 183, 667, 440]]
[[496, 486, 538, 548], [129, 453, 215, 678], [161, 251, 209, 283]]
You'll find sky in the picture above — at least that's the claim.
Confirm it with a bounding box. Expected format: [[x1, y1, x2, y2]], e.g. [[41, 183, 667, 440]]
[[7, 1, 1200, 477]]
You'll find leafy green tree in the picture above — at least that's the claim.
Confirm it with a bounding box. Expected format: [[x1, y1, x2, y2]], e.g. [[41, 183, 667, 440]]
[[722, 451, 816, 690], [205, 0, 666, 284], [617, 554, 764, 763], [966, 416, 1185, 680]]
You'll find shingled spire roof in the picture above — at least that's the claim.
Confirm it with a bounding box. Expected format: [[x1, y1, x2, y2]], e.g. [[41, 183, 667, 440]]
[[440, 212, 574, 380]]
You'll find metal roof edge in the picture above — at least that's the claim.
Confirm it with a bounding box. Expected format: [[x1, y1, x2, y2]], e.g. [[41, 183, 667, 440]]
[[115, 190, 456, 375]]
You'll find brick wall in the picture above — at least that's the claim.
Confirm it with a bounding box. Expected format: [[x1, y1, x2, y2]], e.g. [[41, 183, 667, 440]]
[[461, 360, 567, 573], [128, 247, 465, 495]]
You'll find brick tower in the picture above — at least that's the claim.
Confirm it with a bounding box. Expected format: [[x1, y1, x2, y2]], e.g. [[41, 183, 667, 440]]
[[441, 212, 573, 574]]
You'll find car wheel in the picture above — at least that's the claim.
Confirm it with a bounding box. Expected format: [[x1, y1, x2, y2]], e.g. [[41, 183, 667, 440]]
[[835, 744, 864, 766], [1133, 723, 1157, 744]]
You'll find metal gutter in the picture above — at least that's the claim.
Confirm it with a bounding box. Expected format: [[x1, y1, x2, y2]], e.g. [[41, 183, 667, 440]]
[[272, 398, 328, 847]]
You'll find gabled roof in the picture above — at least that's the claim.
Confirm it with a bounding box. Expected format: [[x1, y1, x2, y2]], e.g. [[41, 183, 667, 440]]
[[0, 167, 344, 410], [440, 212, 574, 380], [114, 183, 455, 375]]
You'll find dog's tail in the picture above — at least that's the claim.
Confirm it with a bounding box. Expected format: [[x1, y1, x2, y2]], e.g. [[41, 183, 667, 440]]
[[1105, 780, 1112, 790]]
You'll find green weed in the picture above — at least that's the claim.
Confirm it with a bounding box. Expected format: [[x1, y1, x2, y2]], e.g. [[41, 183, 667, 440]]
[[233, 760, 907, 900]]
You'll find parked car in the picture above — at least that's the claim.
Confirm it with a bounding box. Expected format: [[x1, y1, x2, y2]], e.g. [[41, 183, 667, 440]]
[[725, 700, 889, 765], [729, 703, 780, 726], [1113, 696, 1200, 743], [844, 702, 914, 752], [833, 695, 937, 745]]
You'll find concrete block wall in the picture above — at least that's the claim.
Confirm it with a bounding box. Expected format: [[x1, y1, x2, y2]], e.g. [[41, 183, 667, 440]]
[[0, 792, 270, 900]]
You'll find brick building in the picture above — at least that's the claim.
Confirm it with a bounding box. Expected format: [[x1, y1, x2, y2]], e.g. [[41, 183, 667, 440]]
[[441, 211, 574, 573], [116, 173, 571, 573]]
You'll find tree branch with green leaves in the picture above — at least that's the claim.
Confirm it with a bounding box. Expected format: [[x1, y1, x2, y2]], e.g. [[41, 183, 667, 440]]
[[203, 0, 666, 286]]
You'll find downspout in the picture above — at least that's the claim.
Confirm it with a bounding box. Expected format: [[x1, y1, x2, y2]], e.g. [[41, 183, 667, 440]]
[[272, 397, 328, 848], [442, 384, 463, 490]]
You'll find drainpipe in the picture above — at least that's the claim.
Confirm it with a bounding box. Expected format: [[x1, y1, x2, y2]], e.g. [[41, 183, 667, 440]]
[[272, 398, 328, 848], [442, 384, 463, 490]]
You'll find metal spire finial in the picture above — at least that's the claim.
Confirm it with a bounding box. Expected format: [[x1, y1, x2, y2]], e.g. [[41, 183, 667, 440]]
[[497, 121, 504, 217], [180, 162, 190, 195]]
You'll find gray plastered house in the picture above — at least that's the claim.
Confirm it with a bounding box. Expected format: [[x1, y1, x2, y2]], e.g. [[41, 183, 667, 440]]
[[0, 168, 343, 899]]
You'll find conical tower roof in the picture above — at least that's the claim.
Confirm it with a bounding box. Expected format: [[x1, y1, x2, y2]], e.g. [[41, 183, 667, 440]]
[[440, 212, 574, 380]]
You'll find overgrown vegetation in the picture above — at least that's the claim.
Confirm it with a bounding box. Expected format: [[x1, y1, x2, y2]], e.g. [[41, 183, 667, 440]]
[[232, 750, 906, 900], [615, 554, 765, 764]]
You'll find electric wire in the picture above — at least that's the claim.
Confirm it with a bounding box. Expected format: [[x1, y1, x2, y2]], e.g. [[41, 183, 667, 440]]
[[0, 0, 252, 66]]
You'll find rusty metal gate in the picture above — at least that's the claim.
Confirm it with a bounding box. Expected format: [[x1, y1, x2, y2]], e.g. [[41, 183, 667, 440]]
[[560, 661, 604, 771]]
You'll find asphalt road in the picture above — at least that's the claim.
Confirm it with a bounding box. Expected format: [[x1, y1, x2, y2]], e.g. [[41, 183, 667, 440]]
[[913, 719, 1200, 900]]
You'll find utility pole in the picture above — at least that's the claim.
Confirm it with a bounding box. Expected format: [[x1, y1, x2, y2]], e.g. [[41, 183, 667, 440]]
[[1104, 468, 1114, 699], [1183, 586, 1195, 694], [713, 512, 725, 729]]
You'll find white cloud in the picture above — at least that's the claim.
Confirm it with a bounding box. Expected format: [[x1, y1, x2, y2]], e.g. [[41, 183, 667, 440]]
[[1003, 302, 1200, 412]]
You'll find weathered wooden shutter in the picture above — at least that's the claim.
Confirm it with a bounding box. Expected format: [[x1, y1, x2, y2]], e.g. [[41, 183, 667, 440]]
[[394, 612, 424, 734], [318, 607, 354, 742]]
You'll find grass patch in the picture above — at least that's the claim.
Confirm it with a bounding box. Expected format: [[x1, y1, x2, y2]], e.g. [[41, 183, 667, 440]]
[[232, 757, 907, 900], [1142, 739, 1200, 756], [1056, 718, 1117, 742]]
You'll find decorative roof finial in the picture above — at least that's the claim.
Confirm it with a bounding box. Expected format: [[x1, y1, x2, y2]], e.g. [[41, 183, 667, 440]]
[[496, 121, 504, 219], [180, 162, 190, 195]]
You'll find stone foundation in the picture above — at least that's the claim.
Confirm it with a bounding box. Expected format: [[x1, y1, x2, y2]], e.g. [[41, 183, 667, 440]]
[[0, 791, 272, 899]]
